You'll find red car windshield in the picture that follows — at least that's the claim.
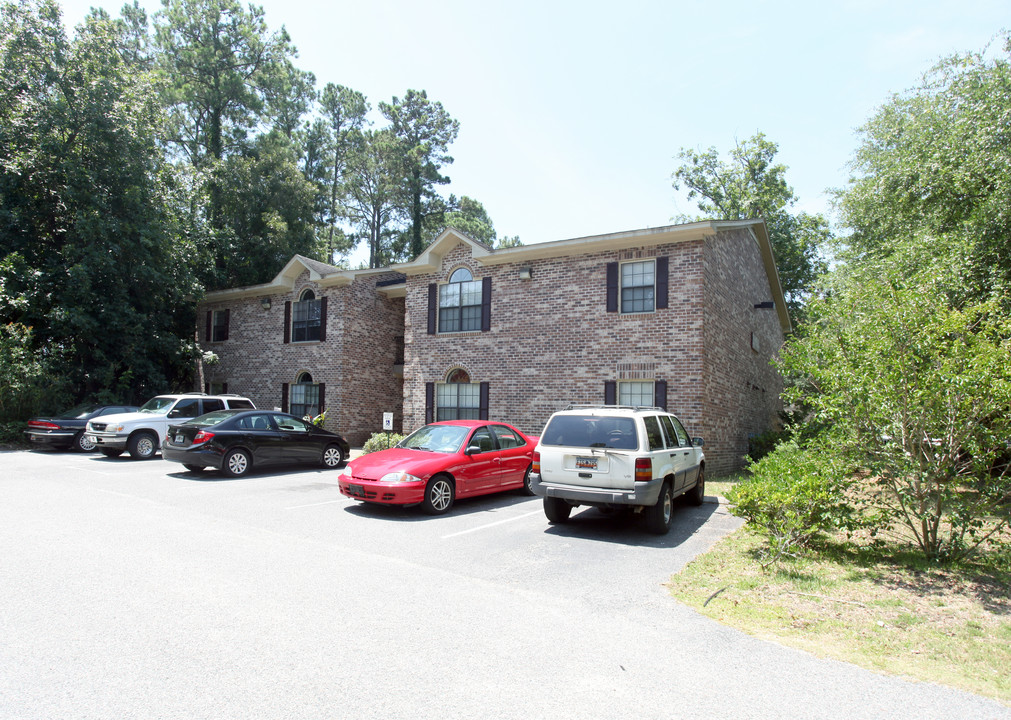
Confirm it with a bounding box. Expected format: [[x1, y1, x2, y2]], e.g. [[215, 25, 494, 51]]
[[398, 424, 470, 453]]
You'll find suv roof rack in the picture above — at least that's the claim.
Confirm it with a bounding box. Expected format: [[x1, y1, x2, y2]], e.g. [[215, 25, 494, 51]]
[[181, 392, 209, 396], [564, 404, 666, 412]]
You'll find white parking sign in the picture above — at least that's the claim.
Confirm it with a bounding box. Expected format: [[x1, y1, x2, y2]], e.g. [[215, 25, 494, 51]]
[[382, 412, 394, 431]]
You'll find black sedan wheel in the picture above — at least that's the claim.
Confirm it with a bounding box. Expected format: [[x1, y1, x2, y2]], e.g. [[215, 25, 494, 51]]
[[223, 449, 251, 478], [422, 475, 454, 515], [74, 431, 97, 453], [322, 444, 344, 469]]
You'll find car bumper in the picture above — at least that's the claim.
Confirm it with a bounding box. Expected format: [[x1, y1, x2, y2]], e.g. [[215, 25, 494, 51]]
[[25, 431, 76, 448], [529, 473, 664, 506], [86, 433, 128, 450], [338, 477, 426, 505], [162, 444, 224, 469]]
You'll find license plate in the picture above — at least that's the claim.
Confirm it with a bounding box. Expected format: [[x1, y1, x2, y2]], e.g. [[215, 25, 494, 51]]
[[575, 456, 598, 470], [175, 434, 184, 444], [349, 484, 365, 497]]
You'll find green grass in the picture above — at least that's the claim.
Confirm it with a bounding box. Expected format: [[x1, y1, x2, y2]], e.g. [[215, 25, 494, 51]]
[[667, 528, 1011, 704]]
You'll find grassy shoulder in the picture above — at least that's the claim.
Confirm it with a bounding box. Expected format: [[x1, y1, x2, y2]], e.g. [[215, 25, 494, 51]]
[[670, 483, 1011, 704]]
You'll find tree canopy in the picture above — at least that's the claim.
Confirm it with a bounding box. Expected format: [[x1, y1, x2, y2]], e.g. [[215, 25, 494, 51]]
[[673, 133, 829, 318], [736, 34, 1011, 563], [1, 0, 194, 407], [0, 0, 520, 415]]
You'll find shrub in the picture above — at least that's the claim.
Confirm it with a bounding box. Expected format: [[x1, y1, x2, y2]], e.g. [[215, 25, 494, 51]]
[[747, 428, 789, 462], [362, 431, 405, 454], [727, 439, 859, 567], [0, 421, 28, 448]]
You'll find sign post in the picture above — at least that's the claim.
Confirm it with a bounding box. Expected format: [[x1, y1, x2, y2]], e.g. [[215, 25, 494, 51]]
[[382, 412, 394, 449]]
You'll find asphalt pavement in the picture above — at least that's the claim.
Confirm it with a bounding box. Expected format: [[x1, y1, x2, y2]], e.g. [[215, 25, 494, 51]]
[[1, 449, 1008, 719]]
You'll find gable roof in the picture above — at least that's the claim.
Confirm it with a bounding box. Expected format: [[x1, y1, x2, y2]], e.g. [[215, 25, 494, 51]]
[[394, 220, 791, 332], [202, 220, 790, 333]]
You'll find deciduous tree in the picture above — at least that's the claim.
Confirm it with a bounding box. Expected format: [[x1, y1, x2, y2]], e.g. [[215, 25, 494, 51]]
[[673, 133, 828, 318]]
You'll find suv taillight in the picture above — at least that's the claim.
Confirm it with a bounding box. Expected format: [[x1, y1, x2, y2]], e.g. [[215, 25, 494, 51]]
[[532, 451, 540, 474], [635, 457, 652, 482], [192, 430, 215, 444]]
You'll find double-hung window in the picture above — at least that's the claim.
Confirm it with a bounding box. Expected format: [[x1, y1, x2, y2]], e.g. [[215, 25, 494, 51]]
[[619, 381, 654, 408], [290, 372, 320, 420], [211, 310, 229, 342], [436, 368, 480, 420], [439, 268, 483, 333], [606, 257, 667, 314], [621, 260, 655, 313], [292, 290, 321, 342]]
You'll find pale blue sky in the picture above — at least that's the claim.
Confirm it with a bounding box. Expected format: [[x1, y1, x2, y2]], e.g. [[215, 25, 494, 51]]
[[59, 0, 1008, 254]]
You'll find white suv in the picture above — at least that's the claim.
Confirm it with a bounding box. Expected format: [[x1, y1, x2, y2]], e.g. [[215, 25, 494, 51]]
[[529, 405, 705, 534], [86, 393, 255, 460]]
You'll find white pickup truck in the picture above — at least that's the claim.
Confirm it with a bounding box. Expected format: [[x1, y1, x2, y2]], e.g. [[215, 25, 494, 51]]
[[86, 393, 254, 459]]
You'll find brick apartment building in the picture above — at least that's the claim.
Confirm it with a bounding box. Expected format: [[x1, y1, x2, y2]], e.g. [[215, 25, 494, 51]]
[[198, 219, 790, 475]]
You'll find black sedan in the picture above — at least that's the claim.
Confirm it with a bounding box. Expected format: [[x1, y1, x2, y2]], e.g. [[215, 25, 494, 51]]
[[162, 409, 351, 477], [26, 404, 139, 452]]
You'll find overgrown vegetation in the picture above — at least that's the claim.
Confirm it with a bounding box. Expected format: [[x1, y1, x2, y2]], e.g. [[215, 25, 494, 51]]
[[721, 34, 1011, 565], [727, 440, 861, 567]]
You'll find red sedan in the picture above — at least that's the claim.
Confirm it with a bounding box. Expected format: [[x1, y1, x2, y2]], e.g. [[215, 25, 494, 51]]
[[338, 420, 537, 514]]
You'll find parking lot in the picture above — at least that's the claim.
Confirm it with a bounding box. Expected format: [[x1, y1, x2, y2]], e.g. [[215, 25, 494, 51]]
[[3, 449, 1008, 719]]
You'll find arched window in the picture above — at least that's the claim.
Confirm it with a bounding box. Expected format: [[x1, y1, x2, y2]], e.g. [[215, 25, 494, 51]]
[[436, 368, 480, 421], [438, 268, 482, 333], [289, 371, 320, 420], [292, 288, 322, 342]]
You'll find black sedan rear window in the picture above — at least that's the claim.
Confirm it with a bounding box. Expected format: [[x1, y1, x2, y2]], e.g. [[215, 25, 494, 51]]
[[540, 415, 638, 450]]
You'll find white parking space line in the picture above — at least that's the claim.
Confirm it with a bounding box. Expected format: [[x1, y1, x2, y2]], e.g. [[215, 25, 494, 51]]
[[285, 498, 346, 510], [70, 465, 114, 476], [441, 509, 542, 540]]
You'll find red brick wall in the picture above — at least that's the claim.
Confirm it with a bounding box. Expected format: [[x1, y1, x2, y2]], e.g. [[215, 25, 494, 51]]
[[198, 269, 404, 446], [404, 232, 783, 475], [702, 229, 786, 474], [201, 229, 785, 473]]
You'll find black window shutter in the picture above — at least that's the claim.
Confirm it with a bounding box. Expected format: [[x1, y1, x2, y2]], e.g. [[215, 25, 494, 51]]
[[654, 379, 668, 410], [606, 262, 618, 312], [223, 309, 230, 340], [318, 382, 326, 413], [481, 277, 492, 332], [204, 382, 209, 394], [427, 284, 437, 335], [604, 380, 617, 405], [283, 301, 291, 344], [205, 311, 212, 341], [222, 382, 228, 394], [425, 382, 435, 424], [655, 257, 668, 310], [479, 382, 490, 420], [319, 296, 328, 342], [281, 383, 289, 413]]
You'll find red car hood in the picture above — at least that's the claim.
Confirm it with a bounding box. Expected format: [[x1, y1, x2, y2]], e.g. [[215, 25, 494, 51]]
[[348, 447, 454, 481]]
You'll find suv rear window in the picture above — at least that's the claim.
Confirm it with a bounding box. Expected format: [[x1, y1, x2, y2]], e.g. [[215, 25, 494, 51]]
[[228, 398, 254, 409], [540, 415, 638, 450]]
